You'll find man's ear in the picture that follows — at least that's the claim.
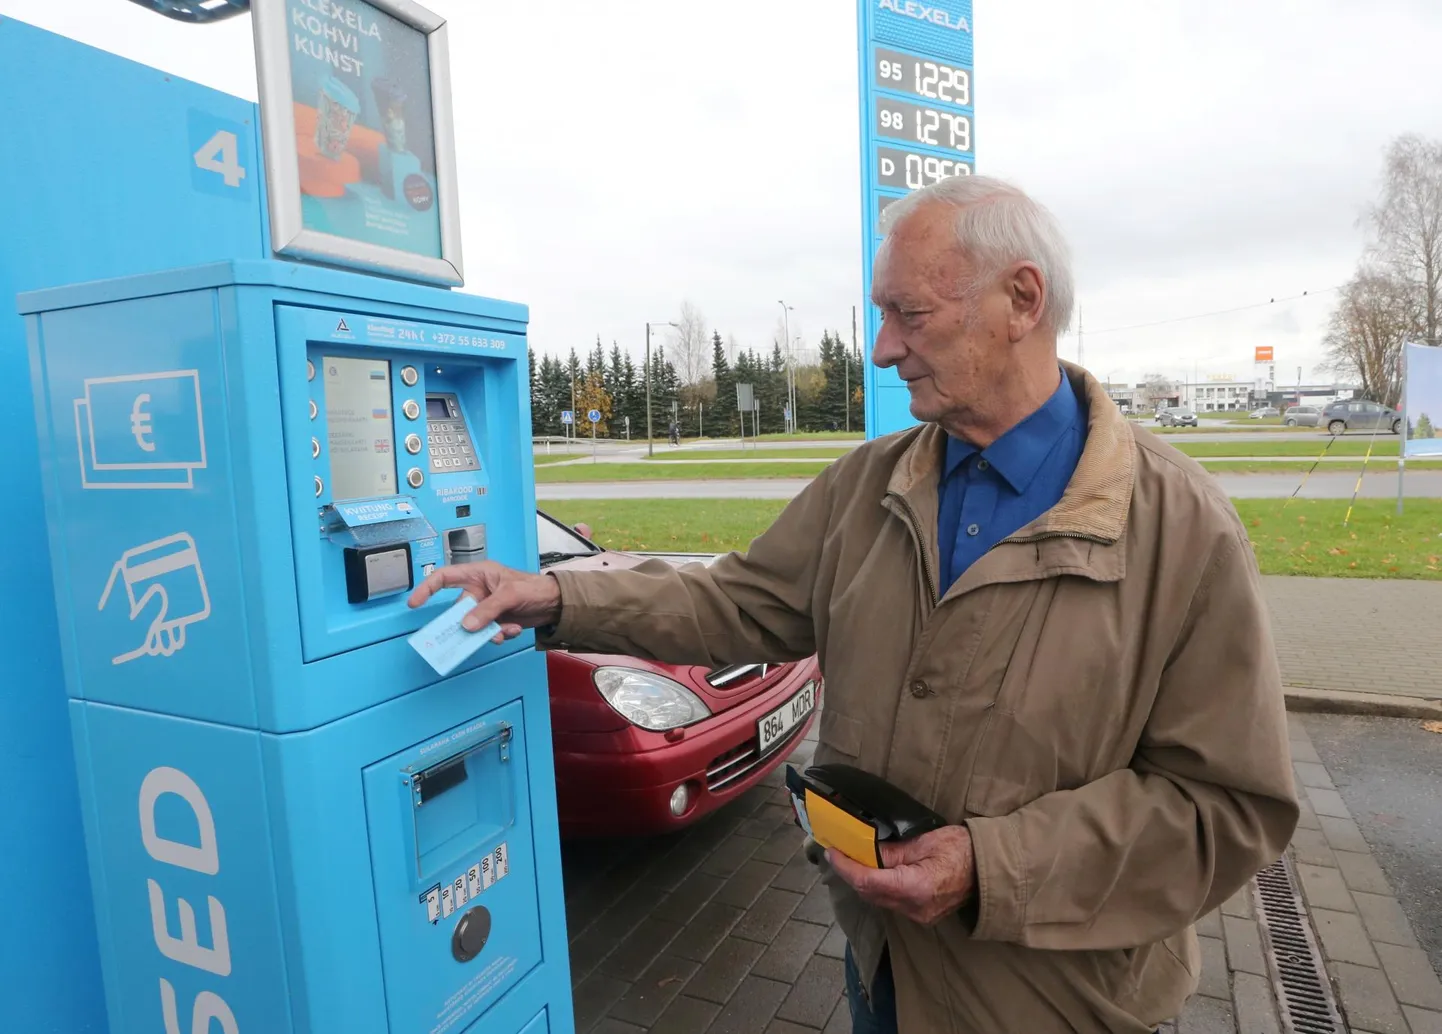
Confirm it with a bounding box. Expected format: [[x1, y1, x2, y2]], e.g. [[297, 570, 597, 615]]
[[1007, 262, 1046, 342]]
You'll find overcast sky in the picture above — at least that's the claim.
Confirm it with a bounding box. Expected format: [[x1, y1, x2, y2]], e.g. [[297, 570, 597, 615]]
[[3, 0, 1439, 388]]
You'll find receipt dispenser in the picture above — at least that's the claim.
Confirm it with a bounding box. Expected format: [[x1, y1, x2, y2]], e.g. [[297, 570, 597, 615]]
[[22, 260, 571, 1034]]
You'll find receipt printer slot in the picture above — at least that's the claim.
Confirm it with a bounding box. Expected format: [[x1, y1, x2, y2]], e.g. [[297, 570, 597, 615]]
[[345, 544, 414, 604]]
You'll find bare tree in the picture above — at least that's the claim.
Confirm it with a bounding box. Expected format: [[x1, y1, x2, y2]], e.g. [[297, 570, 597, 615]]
[[1323, 266, 1416, 408], [669, 300, 711, 386], [1366, 134, 1442, 345], [1137, 374, 1177, 411]]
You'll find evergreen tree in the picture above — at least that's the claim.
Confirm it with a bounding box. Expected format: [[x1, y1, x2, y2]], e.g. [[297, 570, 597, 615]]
[[536, 355, 571, 436], [648, 344, 682, 439], [818, 331, 849, 430], [733, 349, 758, 437], [565, 347, 583, 435], [527, 349, 539, 432], [711, 330, 738, 436], [588, 335, 606, 378], [620, 352, 644, 438], [1416, 412, 1436, 438], [847, 340, 865, 432]]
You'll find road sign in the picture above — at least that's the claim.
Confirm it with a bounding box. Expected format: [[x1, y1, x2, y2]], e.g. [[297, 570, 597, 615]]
[[587, 408, 601, 424], [858, 0, 973, 441], [736, 383, 754, 411], [560, 410, 573, 425]]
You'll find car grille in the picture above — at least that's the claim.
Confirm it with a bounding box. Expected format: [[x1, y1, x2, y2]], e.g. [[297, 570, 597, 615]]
[[704, 718, 806, 793], [705, 662, 773, 688]]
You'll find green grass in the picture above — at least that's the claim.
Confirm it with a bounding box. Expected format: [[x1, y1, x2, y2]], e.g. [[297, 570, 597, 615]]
[[1176, 438, 1401, 458], [540, 498, 1442, 579], [541, 499, 789, 553], [535, 461, 832, 483], [643, 447, 854, 461], [532, 452, 585, 465], [1234, 499, 1442, 579], [753, 432, 864, 442]]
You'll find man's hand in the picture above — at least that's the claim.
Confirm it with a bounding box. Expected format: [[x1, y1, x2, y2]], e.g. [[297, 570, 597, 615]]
[[407, 561, 563, 643], [826, 825, 976, 926]]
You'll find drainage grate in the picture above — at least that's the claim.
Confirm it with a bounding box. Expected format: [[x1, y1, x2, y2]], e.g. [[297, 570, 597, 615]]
[[1253, 856, 1349, 1034]]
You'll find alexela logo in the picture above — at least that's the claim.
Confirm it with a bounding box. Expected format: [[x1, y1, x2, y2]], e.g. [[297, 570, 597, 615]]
[[878, 0, 971, 33], [140, 766, 240, 1033]]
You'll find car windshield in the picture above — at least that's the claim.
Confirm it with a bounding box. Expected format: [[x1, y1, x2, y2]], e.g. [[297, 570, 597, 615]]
[[536, 511, 602, 564]]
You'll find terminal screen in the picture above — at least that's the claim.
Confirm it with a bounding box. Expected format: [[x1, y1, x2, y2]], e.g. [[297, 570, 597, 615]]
[[323, 356, 397, 500], [427, 396, 449, 419]]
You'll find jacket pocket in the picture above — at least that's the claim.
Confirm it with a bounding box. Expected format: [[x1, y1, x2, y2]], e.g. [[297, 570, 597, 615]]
[[815, 709, 863, 761]]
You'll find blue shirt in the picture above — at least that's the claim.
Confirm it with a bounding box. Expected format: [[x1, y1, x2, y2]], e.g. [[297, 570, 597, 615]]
[[936, 371, 1087, 592]]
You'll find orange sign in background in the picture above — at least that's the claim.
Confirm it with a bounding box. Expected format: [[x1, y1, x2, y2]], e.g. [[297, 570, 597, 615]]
[[1255, 346, 1274, 362]]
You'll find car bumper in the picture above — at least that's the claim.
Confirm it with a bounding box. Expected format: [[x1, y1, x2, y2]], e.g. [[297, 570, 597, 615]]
[[552, 661, 822, 838]]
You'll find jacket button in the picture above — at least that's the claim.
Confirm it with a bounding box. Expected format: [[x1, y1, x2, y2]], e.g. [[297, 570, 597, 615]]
[[910, 679, 930, 698]]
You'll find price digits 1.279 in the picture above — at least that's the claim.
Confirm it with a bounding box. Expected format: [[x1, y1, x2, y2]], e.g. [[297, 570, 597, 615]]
[[879, 103, 971, 153]]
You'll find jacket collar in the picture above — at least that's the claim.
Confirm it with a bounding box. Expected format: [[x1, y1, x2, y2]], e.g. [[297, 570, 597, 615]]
[[884, 362, 1136, 591]]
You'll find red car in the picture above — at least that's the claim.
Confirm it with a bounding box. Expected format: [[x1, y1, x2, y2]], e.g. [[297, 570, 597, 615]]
[[535, 510, 822, 838]]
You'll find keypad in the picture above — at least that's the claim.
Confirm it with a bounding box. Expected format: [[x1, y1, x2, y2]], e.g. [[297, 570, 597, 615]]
[[426, 417, 481, 474]]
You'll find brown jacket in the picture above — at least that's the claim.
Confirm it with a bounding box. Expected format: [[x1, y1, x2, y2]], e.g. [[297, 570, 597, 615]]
[[543, 364, 1299, 1032]]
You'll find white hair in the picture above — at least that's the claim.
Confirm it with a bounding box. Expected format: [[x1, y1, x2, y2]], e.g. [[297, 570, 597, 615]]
[[878, 175, 1075, 335]]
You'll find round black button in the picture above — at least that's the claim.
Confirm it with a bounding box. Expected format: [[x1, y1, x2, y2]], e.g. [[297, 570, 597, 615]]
[[452, 905, 492, 963], [910, 679, 929, 698]]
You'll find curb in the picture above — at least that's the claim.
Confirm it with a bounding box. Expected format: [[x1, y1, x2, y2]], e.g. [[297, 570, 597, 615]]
[[1284, 685, 1442, 720]]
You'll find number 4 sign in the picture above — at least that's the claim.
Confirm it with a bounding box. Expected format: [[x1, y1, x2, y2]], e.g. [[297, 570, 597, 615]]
[[194, 132, 245, 187], [188, 111, 253, 200]]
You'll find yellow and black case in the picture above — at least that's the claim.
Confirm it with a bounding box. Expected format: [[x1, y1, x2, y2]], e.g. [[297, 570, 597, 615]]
[[786, 763, 946, 869]]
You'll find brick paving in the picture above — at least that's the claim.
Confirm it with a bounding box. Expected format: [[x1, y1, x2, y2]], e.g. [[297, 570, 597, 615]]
[[1263, 576, 1442, 700], [561, 666, 1442, 1033]]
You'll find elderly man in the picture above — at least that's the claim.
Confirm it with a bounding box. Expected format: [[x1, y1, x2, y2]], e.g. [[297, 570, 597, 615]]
[[409, 175, 1299, 1033]]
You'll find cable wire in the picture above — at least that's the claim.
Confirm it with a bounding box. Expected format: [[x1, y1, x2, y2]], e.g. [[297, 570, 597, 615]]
[[1082, 286, 1344, 338]]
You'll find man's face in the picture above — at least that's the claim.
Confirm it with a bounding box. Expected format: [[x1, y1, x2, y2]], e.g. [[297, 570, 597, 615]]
[[869, 204, 1015, 429]]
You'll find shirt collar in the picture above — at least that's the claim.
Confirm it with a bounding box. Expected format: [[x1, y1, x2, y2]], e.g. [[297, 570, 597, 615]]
[[942, 369, 1081, 494]]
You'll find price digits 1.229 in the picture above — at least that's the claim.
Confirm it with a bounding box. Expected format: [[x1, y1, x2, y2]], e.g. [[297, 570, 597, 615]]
[[877, 52, 971, 107]]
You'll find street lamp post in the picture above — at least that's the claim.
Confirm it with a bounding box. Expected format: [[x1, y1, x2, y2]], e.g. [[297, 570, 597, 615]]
[[778, 300, 794, 432], [645, 320, 679, 458]]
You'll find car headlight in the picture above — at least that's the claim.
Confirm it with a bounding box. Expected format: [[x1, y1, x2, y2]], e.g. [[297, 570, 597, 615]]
[[593, 667, 712, 731]]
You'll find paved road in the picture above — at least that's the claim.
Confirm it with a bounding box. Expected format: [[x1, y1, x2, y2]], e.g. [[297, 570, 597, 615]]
[[1300, 714, 1442, 978], [538, 471, 1440, 501], [533, 427, 1353, 463]]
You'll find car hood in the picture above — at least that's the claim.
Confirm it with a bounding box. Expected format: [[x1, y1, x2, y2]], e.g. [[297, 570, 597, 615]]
[[541, 547, 798, 713]]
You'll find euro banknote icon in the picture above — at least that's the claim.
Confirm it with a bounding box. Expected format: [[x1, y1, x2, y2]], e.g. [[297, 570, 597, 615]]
[[73, 370, 206, 489], [98, 533, 211, 666]]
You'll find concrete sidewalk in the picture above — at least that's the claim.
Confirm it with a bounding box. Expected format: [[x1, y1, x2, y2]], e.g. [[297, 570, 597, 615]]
[[1263, 577, 1442, 715]]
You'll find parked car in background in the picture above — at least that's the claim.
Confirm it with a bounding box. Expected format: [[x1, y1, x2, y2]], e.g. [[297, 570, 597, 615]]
[[1281, 405, 1321, 428], [1320, 399, 1402, 436], [1157, 407, 1198, 427], [1249, 407, 1280, 419], [535, 510, 822, 838]]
